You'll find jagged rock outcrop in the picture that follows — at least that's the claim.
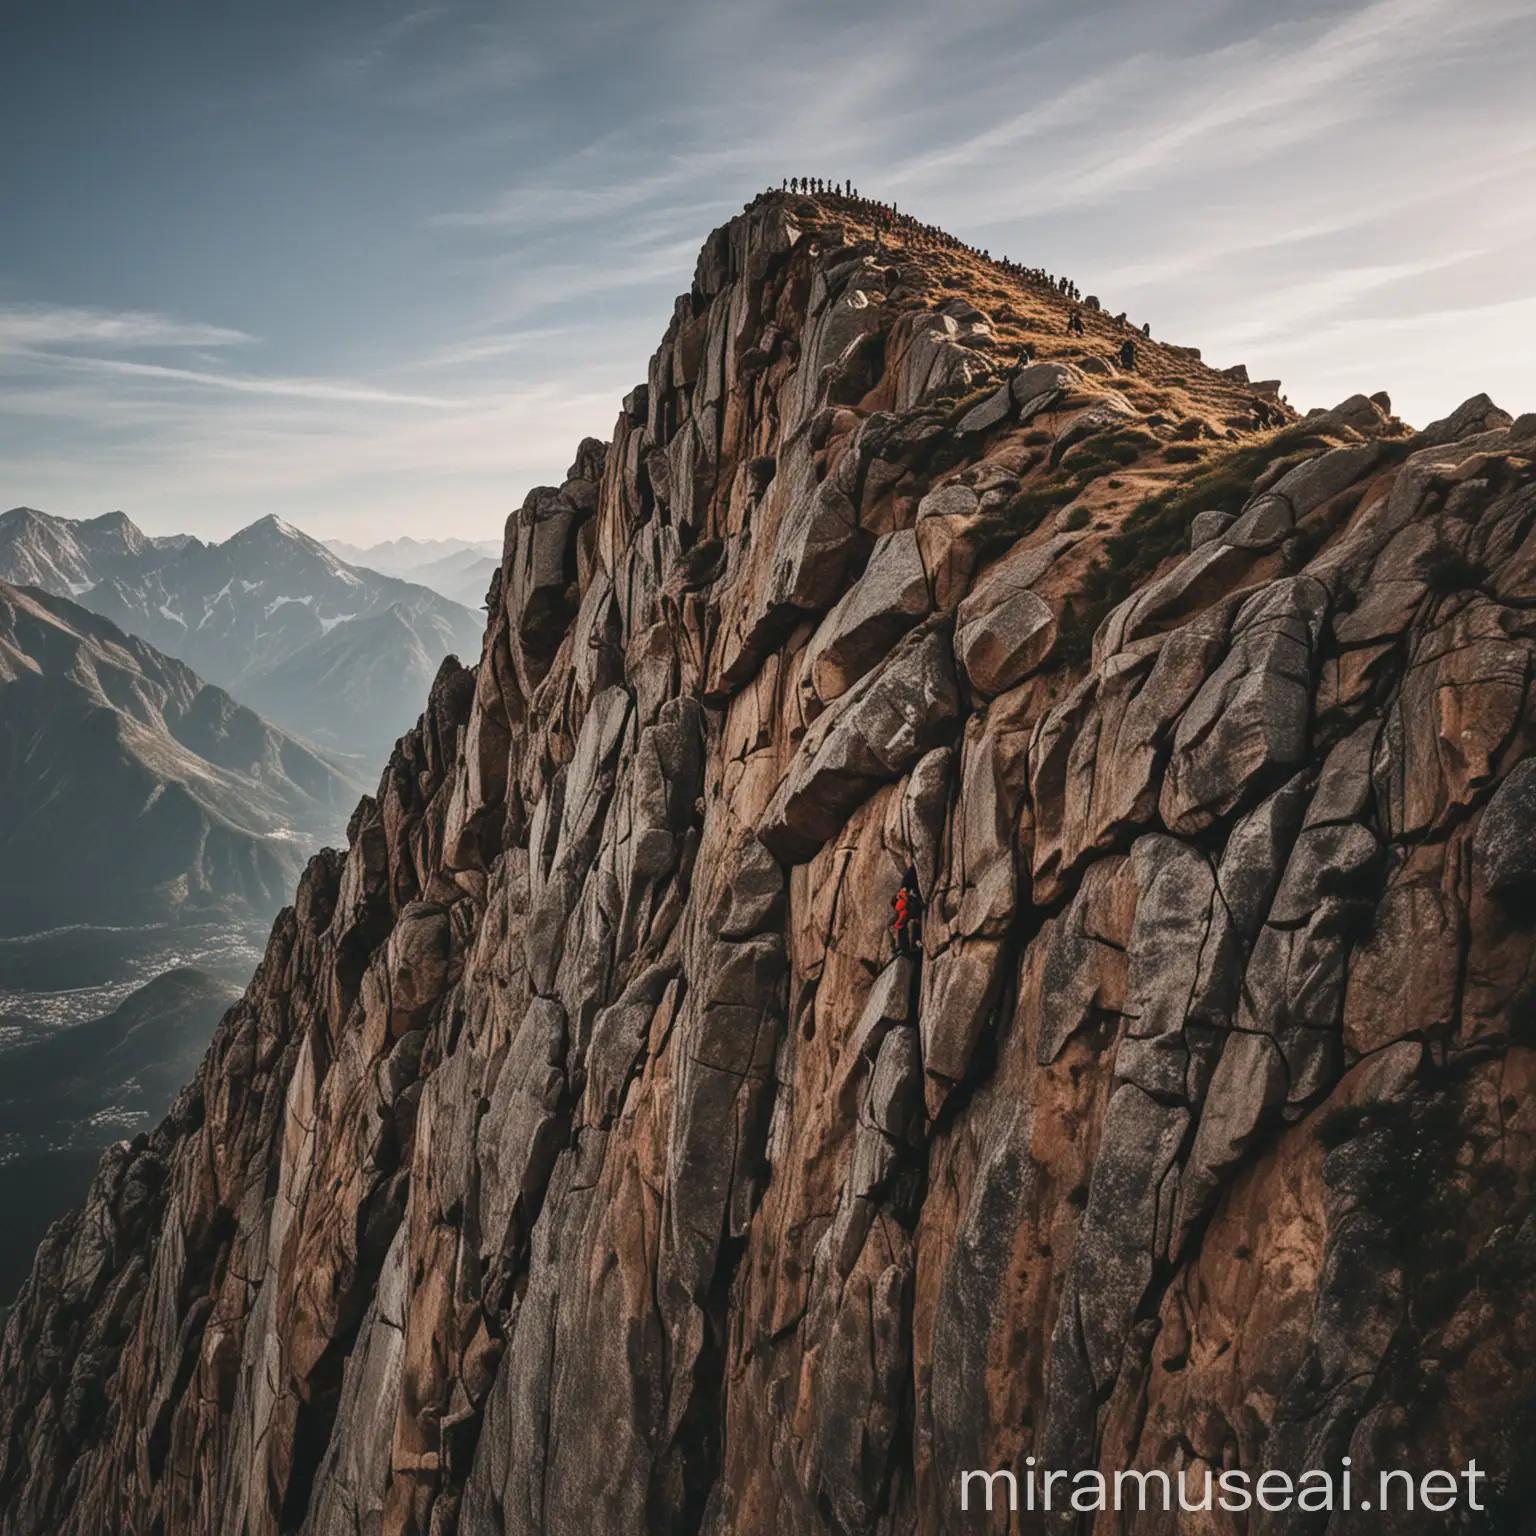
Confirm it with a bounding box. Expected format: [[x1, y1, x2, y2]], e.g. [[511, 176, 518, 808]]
[[2, 192, 1534, 1535]]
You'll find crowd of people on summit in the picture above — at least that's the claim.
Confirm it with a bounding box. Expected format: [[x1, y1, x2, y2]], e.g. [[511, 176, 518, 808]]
[[751, 179, 1285, 429], [759, 178, 1158, 351]]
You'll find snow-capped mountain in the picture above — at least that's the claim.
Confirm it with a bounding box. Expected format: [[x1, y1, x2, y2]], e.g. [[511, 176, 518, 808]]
[[0, 508, 485, 766], [0, 507, 178, 594]]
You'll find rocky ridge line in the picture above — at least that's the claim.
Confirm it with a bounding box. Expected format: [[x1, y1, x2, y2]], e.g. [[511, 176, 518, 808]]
[[1, 190, 1533, 1535]]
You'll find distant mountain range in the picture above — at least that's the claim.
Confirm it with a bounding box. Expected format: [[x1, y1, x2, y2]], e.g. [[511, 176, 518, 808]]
[[0, 581, 364, 936], [323, 532, 500, 573], [0, 510, 490, 1272], [325, 534, 501, 610], [0, 508, 485, 765]]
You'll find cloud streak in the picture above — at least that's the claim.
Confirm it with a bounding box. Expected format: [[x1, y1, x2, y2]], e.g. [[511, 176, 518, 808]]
[[24, 352, 456, 408], [0, 305, 253, 351]]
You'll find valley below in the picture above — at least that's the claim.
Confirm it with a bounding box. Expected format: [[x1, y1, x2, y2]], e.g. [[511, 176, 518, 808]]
[[0, 917, 262, 1053], [0, 922, 259, 1300]]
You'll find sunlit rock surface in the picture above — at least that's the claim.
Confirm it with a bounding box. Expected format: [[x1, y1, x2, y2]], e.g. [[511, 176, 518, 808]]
[[2, 191, 1534, 1535]]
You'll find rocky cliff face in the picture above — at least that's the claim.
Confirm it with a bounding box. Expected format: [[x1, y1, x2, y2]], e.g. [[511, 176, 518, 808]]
[[2, 192, 1534, 1535]]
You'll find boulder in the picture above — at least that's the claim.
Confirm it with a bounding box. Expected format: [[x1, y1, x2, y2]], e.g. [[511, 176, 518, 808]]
[[894, 308, 991, 411], [801, 528, 932, 712], [919, 935, 1005, 1110], [954, 537, 1073, 698], [914, 481, 984, 612], [759, 627, 960, 863], [1475, 757, 1536, 895], [1189, 510, 1235, 549], [1161, 577, 1328, 833], [956, 383, 1013, 436]]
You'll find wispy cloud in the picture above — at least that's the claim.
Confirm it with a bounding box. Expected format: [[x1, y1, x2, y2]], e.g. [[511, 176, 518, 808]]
[[1045, 0, 1459, 202], [888, 0, 1530, 218], [0, 304, 252, 351], [1204, 250, 1490, 352], [433, 147, 754, 232], [25, 352, 455, 408]]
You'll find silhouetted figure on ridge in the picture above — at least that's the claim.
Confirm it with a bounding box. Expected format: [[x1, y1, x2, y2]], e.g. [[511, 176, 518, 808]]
[[1120, 338, 1137, 370], [1067, 308, 1085, 337]]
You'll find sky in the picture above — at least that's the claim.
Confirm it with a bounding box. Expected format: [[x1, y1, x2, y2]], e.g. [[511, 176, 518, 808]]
[[2, 0, 1533, 543]]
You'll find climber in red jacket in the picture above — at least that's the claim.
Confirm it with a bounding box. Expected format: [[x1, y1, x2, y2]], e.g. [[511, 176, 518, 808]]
[[891, 869, 922, 957]]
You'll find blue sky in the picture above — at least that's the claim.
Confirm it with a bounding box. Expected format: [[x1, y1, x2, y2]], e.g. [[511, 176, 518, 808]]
[[2, 0, 1533, 541]]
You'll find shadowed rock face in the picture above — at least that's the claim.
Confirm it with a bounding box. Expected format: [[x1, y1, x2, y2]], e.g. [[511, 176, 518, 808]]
[[2, 192, 1534, 1535]]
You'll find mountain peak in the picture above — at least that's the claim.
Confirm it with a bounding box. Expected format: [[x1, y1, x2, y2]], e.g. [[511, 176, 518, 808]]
[[3, 193, 1531, 1536], [234, 513, 308, 542], [223, 513, 340, 566], [0, 505, 58, 531], [76, 509, 148, 553]]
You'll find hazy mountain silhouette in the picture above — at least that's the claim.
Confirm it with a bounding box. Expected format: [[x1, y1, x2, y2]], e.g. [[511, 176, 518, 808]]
[[0, 581, 364, 935], [0, 507, 484, 768]]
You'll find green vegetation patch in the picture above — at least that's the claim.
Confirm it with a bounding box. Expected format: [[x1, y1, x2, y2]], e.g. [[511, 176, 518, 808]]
[[1059, 427, 1158, 476], [973, 481, 1082, 559], [1051, 424, 1336, 668]]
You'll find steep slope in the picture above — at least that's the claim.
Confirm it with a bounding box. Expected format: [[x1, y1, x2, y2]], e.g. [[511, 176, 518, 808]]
[[0, 507, 181, 593], [0, 582, 363, 933], [0, 968, 242, 1300], [1, 190, 1533, 1535], [0, 511, 485, 769]]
